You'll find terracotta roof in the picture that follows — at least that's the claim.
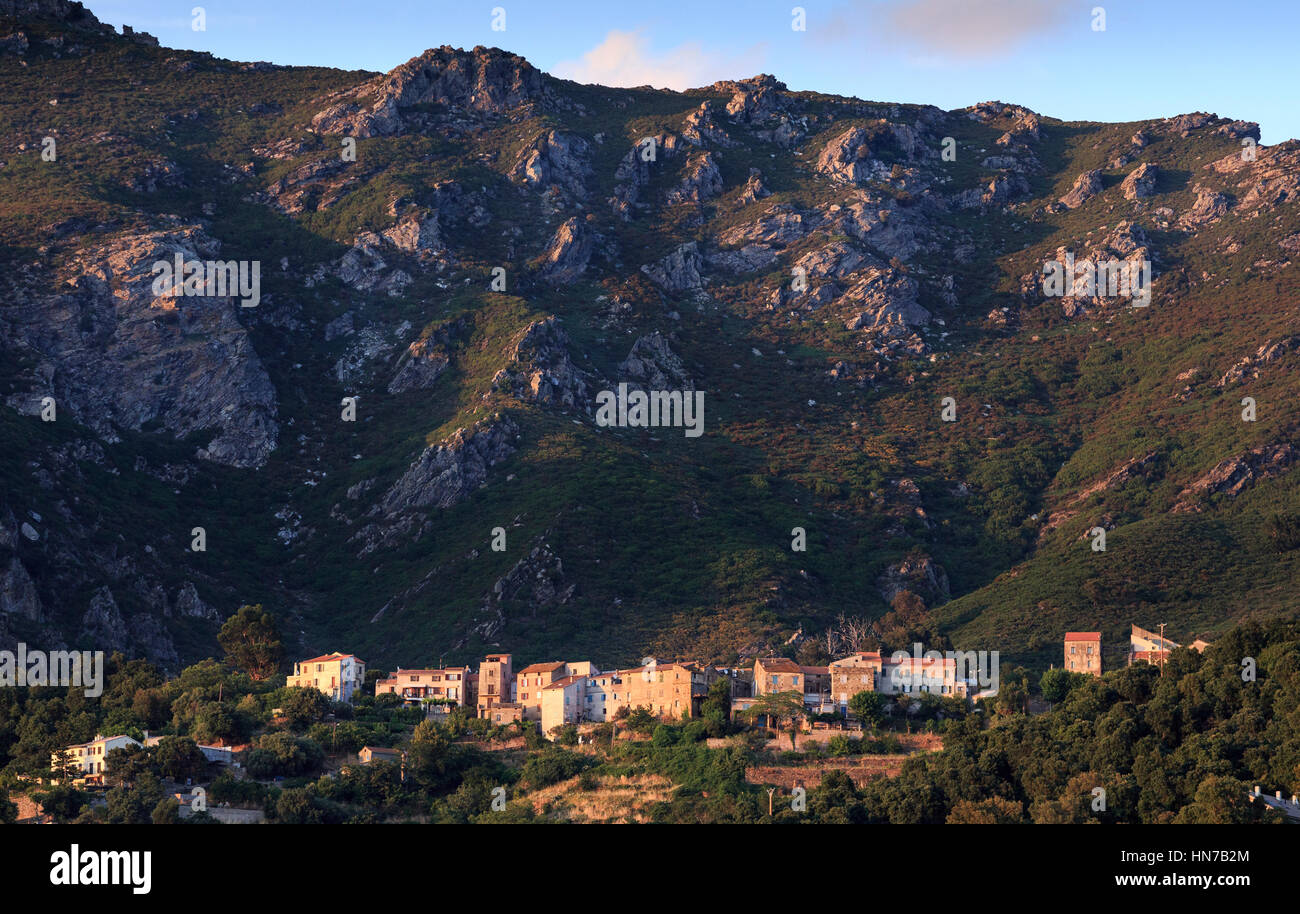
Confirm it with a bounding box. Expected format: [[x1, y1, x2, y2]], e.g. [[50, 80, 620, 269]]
[[800, 666, 829, 675], [756, 657, 803, 674], [541, 674, 586, 690], [517, 661, 566, 675], [300, 652, 360, 664], [1064, 632, 1101, 641]]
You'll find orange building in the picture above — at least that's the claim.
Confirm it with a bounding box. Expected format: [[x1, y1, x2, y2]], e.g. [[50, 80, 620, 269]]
[[515, 661, 566, 721], [476, 653, 514, 718], [287, 652, 366, 703], [753, 657, 806, 695], [374, 667, 470, 706], [617, 661, 711, 720], [1064, 632, 1102, 676]]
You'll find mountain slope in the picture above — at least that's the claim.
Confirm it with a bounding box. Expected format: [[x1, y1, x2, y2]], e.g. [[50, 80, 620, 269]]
[[2, 0, 1298, 672]]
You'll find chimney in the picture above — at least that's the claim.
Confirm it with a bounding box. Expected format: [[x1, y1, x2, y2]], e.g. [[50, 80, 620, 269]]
[[1254, 785, 1261, 796], [1276, 791, 1283, 801]]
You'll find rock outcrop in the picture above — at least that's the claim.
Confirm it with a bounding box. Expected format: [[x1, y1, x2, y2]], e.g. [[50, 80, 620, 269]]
[[538, 217, 594, 284], [816, 124, 896, 185], [312, 45, 543, 137], [1, 226, 278, 468], [1121, 163, 1159, 200], [1173, 444, 1295, 512], [379, 415, 519, 515], [666, 151, 724, 205], [511, 129, 592, 199], [841, 269, 929, 334], [876, 553, 949, 606], [1059, 169, 1104, 209], [492, 317, 591, 409], [618, 332, 692, 390], [641, 242, 705, 294]]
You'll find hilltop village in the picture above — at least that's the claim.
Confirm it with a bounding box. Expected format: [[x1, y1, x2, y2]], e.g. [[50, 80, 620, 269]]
[[48, 622, 1205, 787]]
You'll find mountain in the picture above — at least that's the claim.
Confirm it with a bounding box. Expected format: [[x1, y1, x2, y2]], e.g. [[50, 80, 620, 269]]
[[2, 0, 1298, 673]]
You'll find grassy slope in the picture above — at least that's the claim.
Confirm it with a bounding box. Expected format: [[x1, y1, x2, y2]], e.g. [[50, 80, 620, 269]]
[[1, 18, 1297, 672]]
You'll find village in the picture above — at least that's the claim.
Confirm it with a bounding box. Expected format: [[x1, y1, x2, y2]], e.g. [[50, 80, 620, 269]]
[[39, 622, 1216, 799]]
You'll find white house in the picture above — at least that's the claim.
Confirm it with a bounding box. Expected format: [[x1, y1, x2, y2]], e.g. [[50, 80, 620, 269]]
[[51, 734, 142, 784]]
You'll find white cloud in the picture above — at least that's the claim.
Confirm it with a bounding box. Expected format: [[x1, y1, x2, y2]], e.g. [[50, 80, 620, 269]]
[[822, 0, 1075, 61], [552, 29, 767, 91]]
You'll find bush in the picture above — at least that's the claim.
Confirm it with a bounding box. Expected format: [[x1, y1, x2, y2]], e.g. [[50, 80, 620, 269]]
[[651, 724, 679, 747], [209, 771, 267, 807], [827, 734, 855, 757], [519, 750, 594, 790], [245, 732, 324, 779]]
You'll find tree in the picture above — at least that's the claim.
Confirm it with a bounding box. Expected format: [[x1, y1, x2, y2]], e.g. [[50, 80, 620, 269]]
[[104, 772, 165, 824], [1175, 776, 1274, 824], [151, 797, 180, 824], [743, 691, 807, 749], [245, 732, 323, 779], [274, 788, 323, 824], [624, 706, 658, 734], [700, 679, 732, 738], [33, 785, 88, 823], [809, 769, 868, 823], [848, 690, 887, 729], [104, 744, 156, 788], [995, 670, 1031, 717], [50, 748, 78, 783], [279, 686, 330, 730], [1040, 667, 1087, 704], [946, 795, 1025, 824], [153, 736, 207, 782], [218, 604, 283, 681]]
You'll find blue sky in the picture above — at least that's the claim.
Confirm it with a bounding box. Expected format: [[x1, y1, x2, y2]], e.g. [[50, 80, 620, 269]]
[[91, 0, 1298, 143]]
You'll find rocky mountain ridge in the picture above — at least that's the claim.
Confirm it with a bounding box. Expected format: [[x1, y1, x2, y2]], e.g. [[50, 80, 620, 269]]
[[1, 3, 1297, 670]]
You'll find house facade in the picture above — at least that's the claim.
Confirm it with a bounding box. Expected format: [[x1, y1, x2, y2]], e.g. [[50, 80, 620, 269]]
[[374, 667, 470, 706], [829, 652, 883, 711], [1064, 632, 1102, 676], [476, 653, 514, 718], [51, 734, 142, 784], [286, 652, 366, 703], [753, 657, 805, 695]]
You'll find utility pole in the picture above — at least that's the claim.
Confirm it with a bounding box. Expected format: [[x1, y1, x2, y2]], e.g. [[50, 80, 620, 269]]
[[1158, 622, 1167, 676], [767, 787, 776, 817]]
